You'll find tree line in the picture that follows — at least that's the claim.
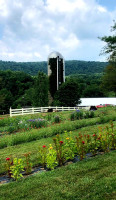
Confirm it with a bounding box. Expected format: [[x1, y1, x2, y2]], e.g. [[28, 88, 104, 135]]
[[0, 70, 109, 114], [0, 60, 107, 76]]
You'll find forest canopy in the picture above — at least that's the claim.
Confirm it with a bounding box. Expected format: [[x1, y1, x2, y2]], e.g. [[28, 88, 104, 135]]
[[0, 60, 108, 76]]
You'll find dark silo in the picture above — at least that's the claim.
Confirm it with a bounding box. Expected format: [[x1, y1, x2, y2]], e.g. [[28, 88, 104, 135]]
[[48, 51, 65, 97]]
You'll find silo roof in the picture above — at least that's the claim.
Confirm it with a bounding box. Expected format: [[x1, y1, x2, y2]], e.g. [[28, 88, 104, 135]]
[[48, 51, 64, 59]]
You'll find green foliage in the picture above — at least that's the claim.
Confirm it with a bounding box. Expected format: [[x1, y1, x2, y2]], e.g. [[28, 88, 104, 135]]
[[0, 70, 34, 113], [99, 22, 116, 95], [46, 144, 58, 170], [10, 158, 24, 181], [53, 135, 65, 166], [101, 64, 116, 95], [63, 131, 76, 160], [0, 109, 116, 149], [0, 60, 107, 76], [24, 152, 32, 174], [54, 78, 81, 106], [5, 157, 13, 177], [33, 71, 49, 106], [53, 115, 60, 123], [38, 145, 47, 167], [99, 21, 116, 62], [70, 110, 95, 121]]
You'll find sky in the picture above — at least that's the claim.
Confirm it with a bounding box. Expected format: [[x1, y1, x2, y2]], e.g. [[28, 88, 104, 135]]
[[0, 0, 116, 62]]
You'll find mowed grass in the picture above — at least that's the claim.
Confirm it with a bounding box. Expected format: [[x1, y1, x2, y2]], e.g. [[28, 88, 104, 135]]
[[0, 150, 116, 200]]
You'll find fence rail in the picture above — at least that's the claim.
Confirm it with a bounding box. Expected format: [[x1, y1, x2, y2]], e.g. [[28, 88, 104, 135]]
[[9, 106, 89, 117]]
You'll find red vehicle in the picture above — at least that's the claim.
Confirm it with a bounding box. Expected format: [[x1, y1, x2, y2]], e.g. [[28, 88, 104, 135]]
[[96, 105, 104, 108], [96, 104, 111, 108]]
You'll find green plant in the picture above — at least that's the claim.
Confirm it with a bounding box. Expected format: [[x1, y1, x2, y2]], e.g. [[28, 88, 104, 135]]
[[89, 111, 95, 118], [28, 118, 47, 129], [5, 157, 13, 177], [70, 112, 75, 121], [75, 134, 87, 160], [24, 152, 32, 174], [38, 145, 47, 167], [53, 135, 65, 166], [46, 144, 58, 170], [10, 158, 24, 181], [63, 131, 76, 160], [54, 115, 60, 123]]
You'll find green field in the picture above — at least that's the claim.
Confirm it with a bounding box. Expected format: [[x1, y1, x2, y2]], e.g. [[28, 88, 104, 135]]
[[0, 107, 116, 200]]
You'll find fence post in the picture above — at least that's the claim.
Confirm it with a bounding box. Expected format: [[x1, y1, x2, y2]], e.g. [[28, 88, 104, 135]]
[[68, 107, 70, 111], [56, 106, 57, 111], [22, 108, 24, 115], [62, 106, 63, 111], [32, 107, 34, 114], [10, 107, 12, 117], [41, 107, 43, 113]]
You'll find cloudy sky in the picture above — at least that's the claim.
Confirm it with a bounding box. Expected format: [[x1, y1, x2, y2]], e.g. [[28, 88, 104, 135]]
[[0, 0, 116, 62]]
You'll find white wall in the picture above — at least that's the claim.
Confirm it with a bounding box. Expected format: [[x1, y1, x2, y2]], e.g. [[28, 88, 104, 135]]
[[78, 98, 116, 106]]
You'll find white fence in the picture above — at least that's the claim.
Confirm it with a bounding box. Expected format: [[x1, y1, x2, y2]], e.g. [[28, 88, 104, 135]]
[[9, 106, 89, 117]]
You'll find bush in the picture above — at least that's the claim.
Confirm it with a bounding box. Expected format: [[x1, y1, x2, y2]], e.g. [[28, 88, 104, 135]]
[[54, 115, 60, 123]]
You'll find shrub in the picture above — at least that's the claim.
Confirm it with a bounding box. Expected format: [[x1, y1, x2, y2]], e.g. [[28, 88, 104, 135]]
[[54, 115, 60, 123]]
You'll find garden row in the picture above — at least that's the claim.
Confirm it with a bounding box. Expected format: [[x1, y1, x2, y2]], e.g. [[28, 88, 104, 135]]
[[0, 110, 96, 135], [4, 122, 116, 181], [0, 112, 116, 149]]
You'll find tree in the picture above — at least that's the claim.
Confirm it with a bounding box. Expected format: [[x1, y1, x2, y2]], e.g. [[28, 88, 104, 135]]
[[100, 21, 116, 96], [33, 71, 49, 107], [82, 84, 104, 97], [99, 21, 116, 62], [100, 64, 116, 96], [53, 78, 81, 106]]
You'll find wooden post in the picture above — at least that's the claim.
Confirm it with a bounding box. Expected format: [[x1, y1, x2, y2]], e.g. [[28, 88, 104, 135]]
[[32, 107, 34, 114], [10, 107, 12, 117], [22, 108, 24, 115]]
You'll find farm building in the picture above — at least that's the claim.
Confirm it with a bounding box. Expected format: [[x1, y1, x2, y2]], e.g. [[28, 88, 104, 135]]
[[78, 98, 116, 107]]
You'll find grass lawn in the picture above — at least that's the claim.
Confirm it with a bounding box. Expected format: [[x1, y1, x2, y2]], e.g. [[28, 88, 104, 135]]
[[0, 150, 116, 200]]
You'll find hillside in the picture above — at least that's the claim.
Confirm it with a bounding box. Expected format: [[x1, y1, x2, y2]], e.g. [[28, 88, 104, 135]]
[[0, 60, 108, 76]]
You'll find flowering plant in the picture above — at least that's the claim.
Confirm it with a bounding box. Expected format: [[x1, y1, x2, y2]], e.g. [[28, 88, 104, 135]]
[[5, 157, 13, 177], [46, 144, 58, 170], [24, 152, 32, 174], [63, 131, 76, 160], [10, 158, 24, 181], [75, 135, 87, 160], [38, 145, 47, 167], [53, 135, 65, 166]]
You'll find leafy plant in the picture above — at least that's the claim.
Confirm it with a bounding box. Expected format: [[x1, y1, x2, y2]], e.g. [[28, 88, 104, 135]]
[[46, 144, 58, 170], [5, 157, 13, 177], [53, 135, 65, 166], [75, 134, 87, 160], [38, 145, 47, 167], [54, 115, 60, 123], [10, 158, 24, 181], [63, 131, 76, 160], [24, 152, 32, 174]]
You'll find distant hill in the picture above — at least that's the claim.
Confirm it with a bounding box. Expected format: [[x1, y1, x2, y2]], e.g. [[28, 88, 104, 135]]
[[0, 60, 108, 76]]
